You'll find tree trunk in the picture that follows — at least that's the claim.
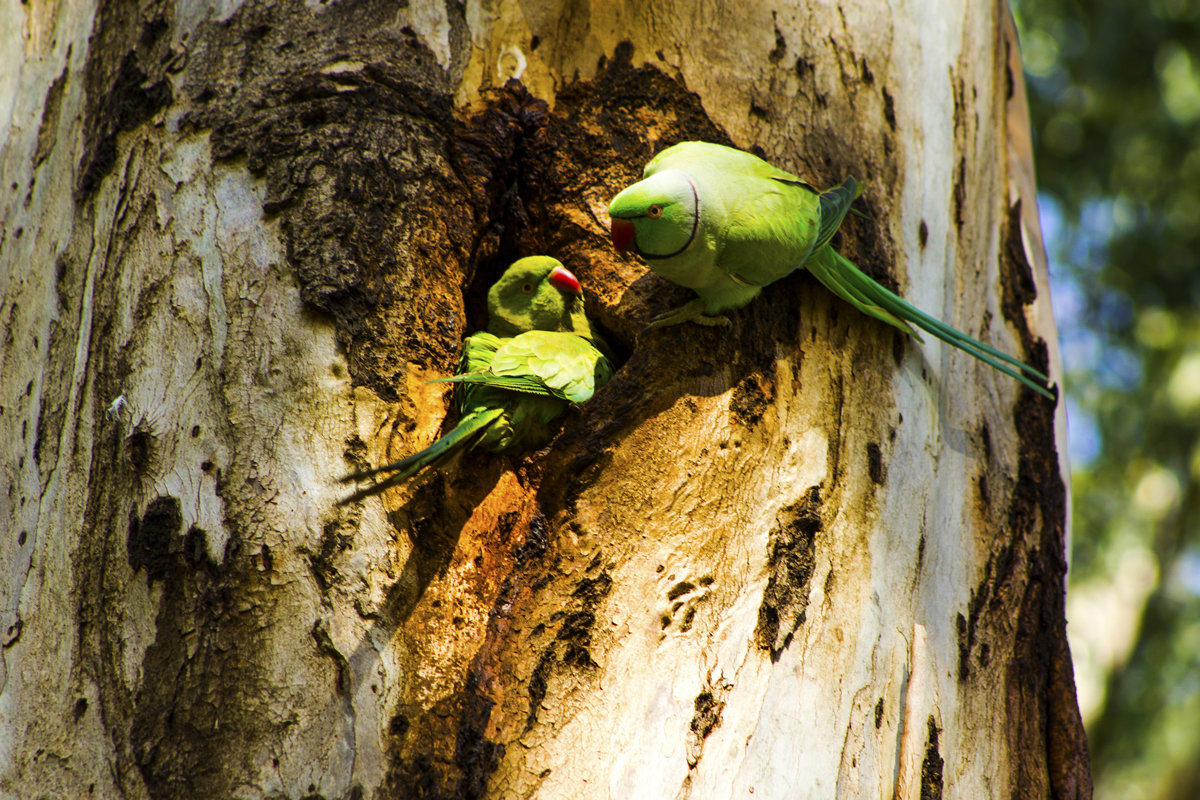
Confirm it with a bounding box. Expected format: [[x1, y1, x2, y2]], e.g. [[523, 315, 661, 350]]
[[0, 0, 1090, 798]]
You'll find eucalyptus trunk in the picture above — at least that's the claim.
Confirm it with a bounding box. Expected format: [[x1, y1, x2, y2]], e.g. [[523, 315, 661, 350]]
[[0, 0, 1090, 798]]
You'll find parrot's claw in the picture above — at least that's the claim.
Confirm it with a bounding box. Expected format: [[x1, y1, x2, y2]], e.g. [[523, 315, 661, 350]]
[[644, 299, 731, 331], [695, 314, 734, 328]]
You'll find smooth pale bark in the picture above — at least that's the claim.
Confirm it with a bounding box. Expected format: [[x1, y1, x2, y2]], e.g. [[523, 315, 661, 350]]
[[0, 1, 1088, 799]]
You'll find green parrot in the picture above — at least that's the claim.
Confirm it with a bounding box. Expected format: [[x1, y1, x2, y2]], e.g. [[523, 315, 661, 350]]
[[608, 141, 1054, 399], [340, 256, 614, 502]]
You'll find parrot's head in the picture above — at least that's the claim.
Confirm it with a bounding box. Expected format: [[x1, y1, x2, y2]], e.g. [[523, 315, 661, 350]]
[[488, 256, 592, 337], [608, 170, 698, 259]]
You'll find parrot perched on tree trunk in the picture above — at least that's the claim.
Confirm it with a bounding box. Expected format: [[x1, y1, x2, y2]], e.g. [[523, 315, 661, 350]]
[[340, 257, 614, 503], [608, 141, 1054, 399]]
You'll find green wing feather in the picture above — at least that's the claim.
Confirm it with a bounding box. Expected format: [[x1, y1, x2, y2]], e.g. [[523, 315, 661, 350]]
[[717, 183, 821, 288], [436, 330, 611, 404], [813, 177, 862, 253], [459, 331, 504, 374]]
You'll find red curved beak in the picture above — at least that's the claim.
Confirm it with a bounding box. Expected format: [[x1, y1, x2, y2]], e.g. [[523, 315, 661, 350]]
[[610, 218, 636, 254], [547, 265, 582, 294]]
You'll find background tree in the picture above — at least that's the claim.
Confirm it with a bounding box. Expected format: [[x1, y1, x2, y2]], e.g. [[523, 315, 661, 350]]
[[1014, 1, 1200, 798], [1, 1, 1088, 798]]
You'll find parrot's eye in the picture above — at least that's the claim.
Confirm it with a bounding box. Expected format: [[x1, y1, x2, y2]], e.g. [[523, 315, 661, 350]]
[[520, 282, 536, 294], [646, 204, 663, 219]]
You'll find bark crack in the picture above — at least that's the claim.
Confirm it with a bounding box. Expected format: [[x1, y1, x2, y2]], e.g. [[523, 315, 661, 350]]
[[755, 486, 822, 660]]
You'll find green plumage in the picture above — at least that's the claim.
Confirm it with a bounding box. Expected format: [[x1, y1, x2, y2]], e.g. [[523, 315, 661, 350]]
[[608, 141, 1054, 399], [340, 257, 613, 503]]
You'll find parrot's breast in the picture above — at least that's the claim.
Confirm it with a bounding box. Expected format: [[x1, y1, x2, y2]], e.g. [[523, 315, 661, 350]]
[[643, 234, 726, 290]]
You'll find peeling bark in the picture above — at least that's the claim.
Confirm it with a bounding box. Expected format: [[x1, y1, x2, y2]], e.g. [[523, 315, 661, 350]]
[[1, 1, 1089, 799]]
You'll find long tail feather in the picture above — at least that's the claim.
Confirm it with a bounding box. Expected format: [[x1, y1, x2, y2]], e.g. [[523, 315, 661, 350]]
[[809, 248, 1056, 399], [806, 251, 920, 337], [338, 407, 504, 504]]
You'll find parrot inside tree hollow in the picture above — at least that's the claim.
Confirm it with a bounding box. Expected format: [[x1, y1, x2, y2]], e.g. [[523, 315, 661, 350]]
[[340, 256, 614, 503], [607, 141, 1054, 399]]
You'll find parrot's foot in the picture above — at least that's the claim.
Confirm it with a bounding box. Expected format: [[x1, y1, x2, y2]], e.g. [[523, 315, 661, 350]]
[[693, 313, 733, 327], [644, 299, 732, 331]]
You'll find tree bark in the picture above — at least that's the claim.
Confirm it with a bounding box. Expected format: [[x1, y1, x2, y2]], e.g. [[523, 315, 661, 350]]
[[0, 0, 1090, 798]]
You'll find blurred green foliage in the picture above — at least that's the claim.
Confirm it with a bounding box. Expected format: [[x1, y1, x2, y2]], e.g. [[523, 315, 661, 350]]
[[1013, 1, 1200, 798]]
